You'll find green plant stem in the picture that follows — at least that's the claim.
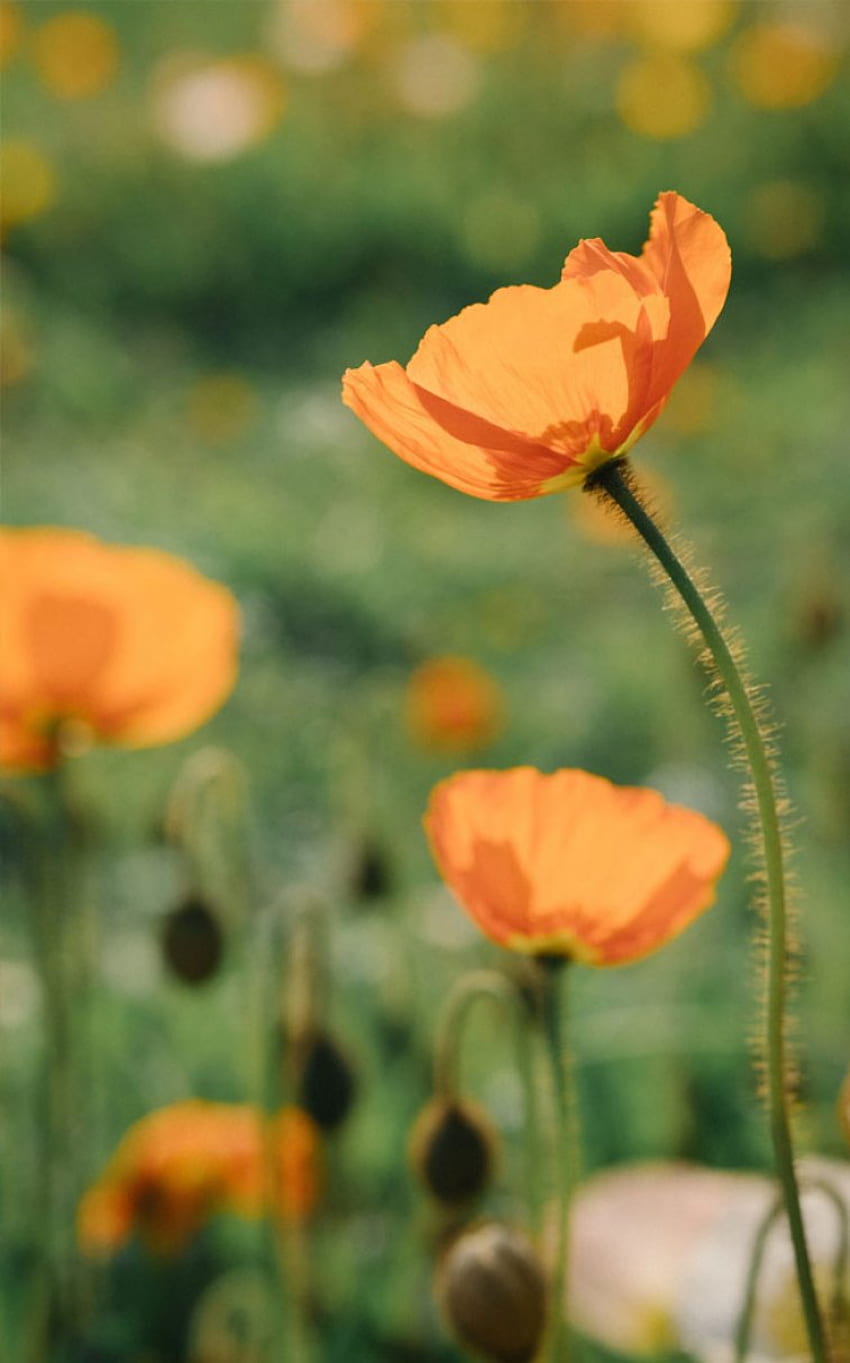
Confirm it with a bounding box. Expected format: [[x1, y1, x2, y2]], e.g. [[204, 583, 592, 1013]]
[[593, 459, 828, 1362], [734, 1178, 849, 1361], [538, 958, 575, 1363], [27, 763, 90, 1358], [433, 970, 543, 1232]]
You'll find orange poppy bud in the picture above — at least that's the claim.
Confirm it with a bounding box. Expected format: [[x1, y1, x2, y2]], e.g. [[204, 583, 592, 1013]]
[[424, 767, 729, 965], [0, 527, 238, 771], [342, 192, 730, 501]]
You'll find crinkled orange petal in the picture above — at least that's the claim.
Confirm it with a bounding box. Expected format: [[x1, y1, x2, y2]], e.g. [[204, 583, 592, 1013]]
[[343, 358, 584, 500], [563, 191, 731, 413], [342, 192, 730, 503], [0, 528, 238, 769], [424, 767, 729, 966]]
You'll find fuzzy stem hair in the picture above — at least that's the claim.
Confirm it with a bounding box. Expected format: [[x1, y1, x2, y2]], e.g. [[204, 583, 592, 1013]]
[[588, 458, 828, 1361]]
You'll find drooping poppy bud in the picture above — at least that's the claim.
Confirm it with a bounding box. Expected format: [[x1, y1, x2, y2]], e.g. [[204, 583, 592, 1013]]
[[295, 1031, 356, 1132], [161, 895, 224, 985], [409, 1097, 496, 1208], [350, 836, 394, 902], [437, 1223, 548, 1363]]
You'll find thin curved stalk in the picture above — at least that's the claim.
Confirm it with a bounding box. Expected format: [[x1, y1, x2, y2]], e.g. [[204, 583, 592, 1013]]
[[592, 459, 827, 1361], [734, 1177, 849, 1361], [433, 970, 543, 1232]]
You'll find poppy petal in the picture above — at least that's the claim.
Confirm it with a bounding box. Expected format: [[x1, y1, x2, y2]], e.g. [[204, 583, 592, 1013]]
[[425, 767, 729, 966]]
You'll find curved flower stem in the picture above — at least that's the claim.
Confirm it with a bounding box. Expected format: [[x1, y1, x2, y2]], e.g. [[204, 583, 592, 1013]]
[[537, 958, 576, 1363], [591, 459, 828, 1361], [734, 1178, 849, 1362], [433, 970, 543, 1232]]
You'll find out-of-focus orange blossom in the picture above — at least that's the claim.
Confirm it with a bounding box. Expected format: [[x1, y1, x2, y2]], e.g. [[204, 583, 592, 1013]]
[[406, 656, 504, 755], [78, 1102, 322, 1256], [0, 0, 23, 69], [152, 54, 286, 163], [0, 140, 56, 230], [744, 181, 824, 261], [0, 527, 238, 772], [729, 22, 838, 109], [187, 373, 258, 444], [616, 54, 711, 139], [32, 10, 118, 100], [628, 0, 737, 53]]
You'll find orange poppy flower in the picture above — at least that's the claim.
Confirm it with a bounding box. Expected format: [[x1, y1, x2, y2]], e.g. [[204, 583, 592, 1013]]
[[77, 1100, 322, 1256], [342, 192, 730, 500], [406, 655, 503, 754], [424, 767, 729, 965], [0, 527, 238, 771]]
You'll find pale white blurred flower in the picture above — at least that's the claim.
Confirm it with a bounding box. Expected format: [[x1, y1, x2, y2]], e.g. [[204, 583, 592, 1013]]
[[568, 1159, 850, 1358], [151, 55, 285, 163], [569, 1162, 767, 1354], [392, 35, 479, 118]]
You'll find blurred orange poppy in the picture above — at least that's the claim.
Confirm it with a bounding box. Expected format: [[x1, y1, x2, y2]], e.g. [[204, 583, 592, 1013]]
[[78, 1100, 321, 1256], [406, 655, 503, 754], [0, 527, 238, 771], [424, 767, 729, 964], [342, 192, 730, 500]]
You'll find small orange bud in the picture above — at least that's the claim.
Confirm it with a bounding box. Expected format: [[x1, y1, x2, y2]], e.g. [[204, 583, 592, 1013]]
[[409, 1098, 496, 1208], [437, 1223, 548, 1363]]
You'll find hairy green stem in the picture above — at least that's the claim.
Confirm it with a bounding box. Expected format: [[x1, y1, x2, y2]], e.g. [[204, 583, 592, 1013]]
[[592, 459, 828, 1361], [538, 958, 575, 1363]]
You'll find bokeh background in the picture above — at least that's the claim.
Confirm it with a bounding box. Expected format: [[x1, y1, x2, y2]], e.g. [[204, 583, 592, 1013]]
[[2, 1, 850, 1359]]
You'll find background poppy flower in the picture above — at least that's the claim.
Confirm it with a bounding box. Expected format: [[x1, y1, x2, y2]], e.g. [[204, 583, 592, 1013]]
[[405, 655, 504, 754], [0, 527, 239, 771], [77, 1100, 321, 1256], [342, 191, 730, 501], [424, 767, 729, 965]]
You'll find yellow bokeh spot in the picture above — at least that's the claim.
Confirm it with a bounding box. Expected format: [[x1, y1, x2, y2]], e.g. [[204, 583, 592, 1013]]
[[629, 0, 737, 53], [430, 0, 526, 54], [0, 1, 23, 70], [152, 55, 286, 163], [33, 10, 118, 100], [730, 23, 837, 109], [745, 180, 823, 261], [0, 140, 56, 228], [617, 53, 711, 139], [187, 374, 258, 443], [0, 308, 35, 386]]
